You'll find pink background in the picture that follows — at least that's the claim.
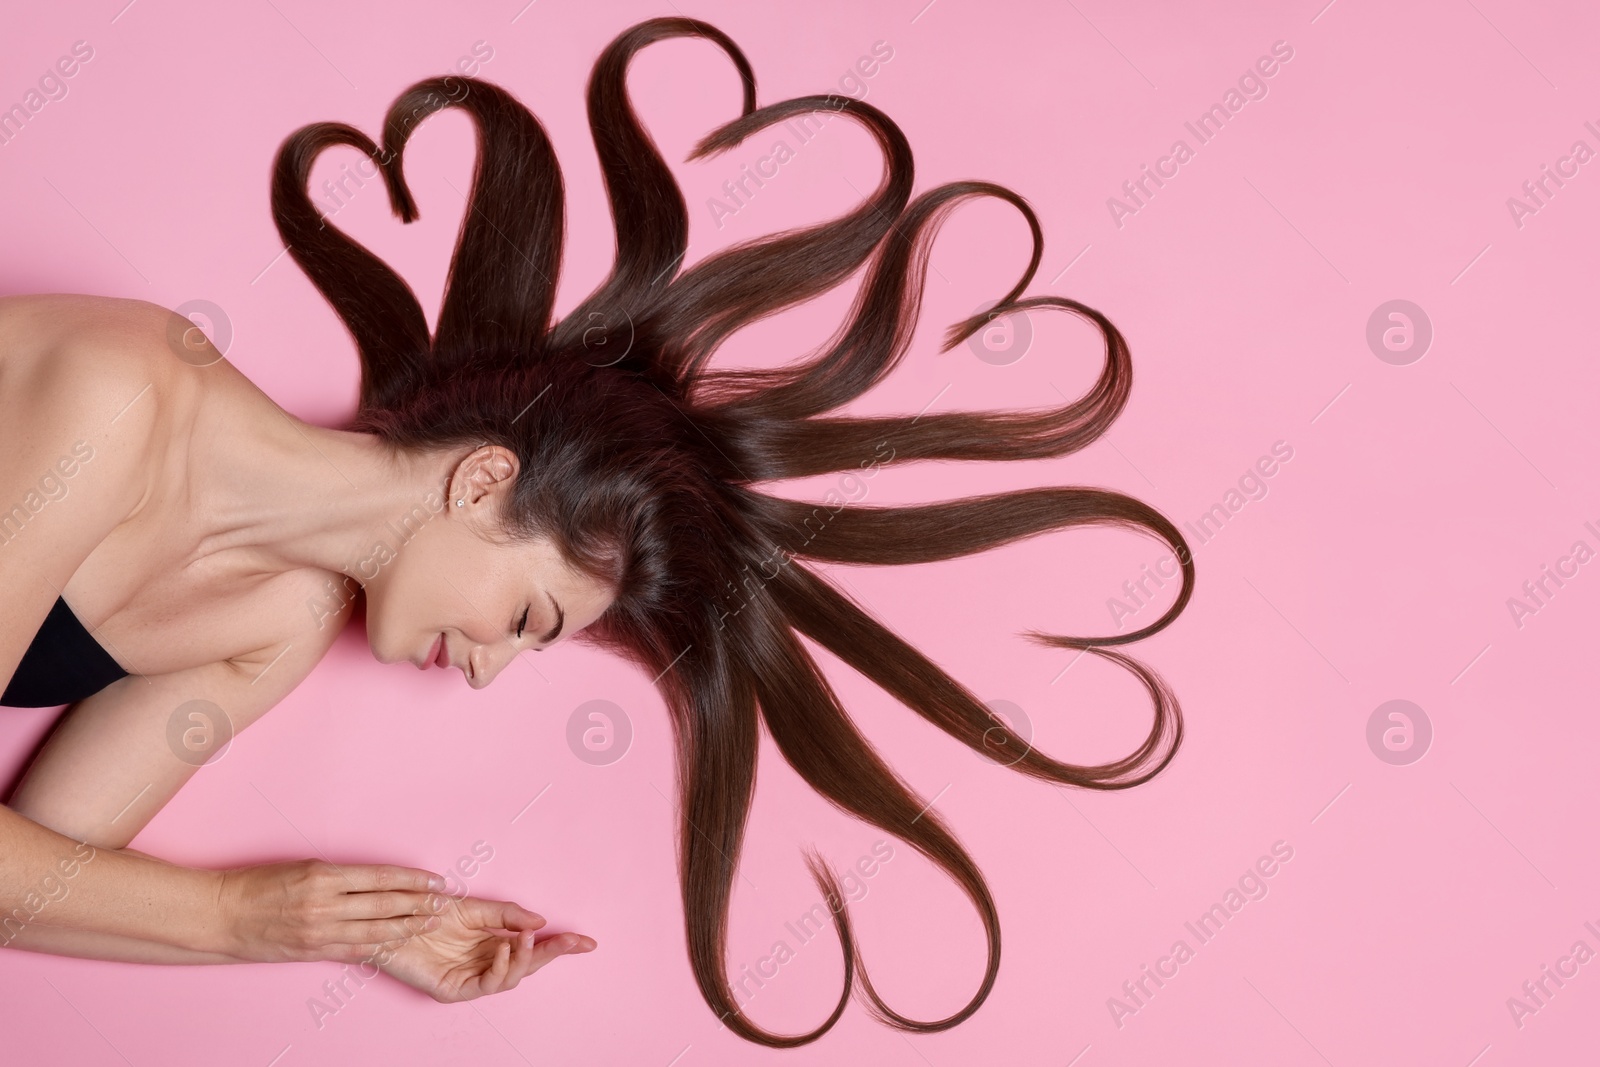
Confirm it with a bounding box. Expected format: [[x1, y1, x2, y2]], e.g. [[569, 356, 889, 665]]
[[2, 0, 1597, 1063]]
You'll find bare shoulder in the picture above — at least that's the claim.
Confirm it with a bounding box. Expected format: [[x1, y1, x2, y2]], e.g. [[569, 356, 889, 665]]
[[0, 296, 209, 532], [0, 293, 192, 376], [0, 297, 197, 665], [0, 294, 202, 446]]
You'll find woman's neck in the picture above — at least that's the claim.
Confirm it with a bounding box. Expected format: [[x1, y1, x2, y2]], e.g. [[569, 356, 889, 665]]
[[190, 406, 459, 587]]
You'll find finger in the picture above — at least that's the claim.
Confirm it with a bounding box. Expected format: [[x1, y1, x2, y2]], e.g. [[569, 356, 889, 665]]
[[335, 890, 445, 921], [456, 897, 546, 932], [462, 938, 511, 1000], [524, 932, 598, 977], [339, 864, 449, 894], [335, 915, 441, 945], [498, 929, 539, 991], [485, 938, 513, 994]]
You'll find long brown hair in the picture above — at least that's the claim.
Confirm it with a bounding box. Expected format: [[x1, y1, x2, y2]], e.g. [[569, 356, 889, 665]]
[[269, 16, 1193, 1047]]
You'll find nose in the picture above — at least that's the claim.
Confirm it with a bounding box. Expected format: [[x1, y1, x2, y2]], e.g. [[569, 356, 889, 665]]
[[465, 642, 519, 689]]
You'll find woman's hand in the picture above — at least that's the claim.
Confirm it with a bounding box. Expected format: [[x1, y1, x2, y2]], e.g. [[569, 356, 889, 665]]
[[214, 859, 449, 963], [375, 895, 597, 1003]]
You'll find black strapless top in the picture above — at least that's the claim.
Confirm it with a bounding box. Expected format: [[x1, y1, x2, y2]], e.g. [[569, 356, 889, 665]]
[[0, 596, 130, 708]]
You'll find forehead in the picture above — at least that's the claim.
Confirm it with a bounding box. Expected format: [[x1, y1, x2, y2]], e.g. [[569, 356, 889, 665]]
[[497, 535, 615, 605]]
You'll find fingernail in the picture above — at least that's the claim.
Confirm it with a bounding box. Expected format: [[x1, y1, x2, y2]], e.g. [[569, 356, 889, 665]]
[[429, 876, 447, 891]]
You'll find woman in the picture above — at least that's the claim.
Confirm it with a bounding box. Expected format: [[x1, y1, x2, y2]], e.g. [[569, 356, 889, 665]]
[[1, 16, 1193, 1047]]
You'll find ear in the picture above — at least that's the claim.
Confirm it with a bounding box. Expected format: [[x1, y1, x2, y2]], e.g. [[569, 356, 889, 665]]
[[452, 445, 520, 508]]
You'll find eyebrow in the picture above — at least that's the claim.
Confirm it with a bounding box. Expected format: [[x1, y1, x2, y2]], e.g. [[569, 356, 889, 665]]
[[539, 590, 565, 645]]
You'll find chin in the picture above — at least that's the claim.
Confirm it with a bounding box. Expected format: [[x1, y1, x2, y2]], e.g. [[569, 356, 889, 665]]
[[366, 615, 414, 667], [368, 632, 399, 665]]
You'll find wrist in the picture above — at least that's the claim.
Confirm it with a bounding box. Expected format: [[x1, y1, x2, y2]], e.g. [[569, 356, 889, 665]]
[[169, 866, 234, 956]]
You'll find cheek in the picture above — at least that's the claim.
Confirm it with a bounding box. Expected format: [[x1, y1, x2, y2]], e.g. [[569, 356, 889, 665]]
[[374, 530, 468, 634]]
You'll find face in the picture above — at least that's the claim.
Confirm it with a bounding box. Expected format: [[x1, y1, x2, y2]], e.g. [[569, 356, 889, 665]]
[[363, 445, 617, 689]]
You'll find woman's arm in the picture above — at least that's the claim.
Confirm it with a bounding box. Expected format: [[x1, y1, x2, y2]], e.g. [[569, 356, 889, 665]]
[[4, 611, 453, 965], [0, 803, 229, 953], [3, 846, 374, 965], [3, 654, 454, 965], [3, 923, 246, 964], [0, 797, 448, 964], [3, 652, 589, 993]]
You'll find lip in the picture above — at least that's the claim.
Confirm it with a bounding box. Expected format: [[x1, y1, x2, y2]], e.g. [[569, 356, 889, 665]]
[[419, 632, 443, 670]]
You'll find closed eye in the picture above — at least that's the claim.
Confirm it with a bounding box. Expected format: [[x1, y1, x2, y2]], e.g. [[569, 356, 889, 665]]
[[517, 607, 530, 640]]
